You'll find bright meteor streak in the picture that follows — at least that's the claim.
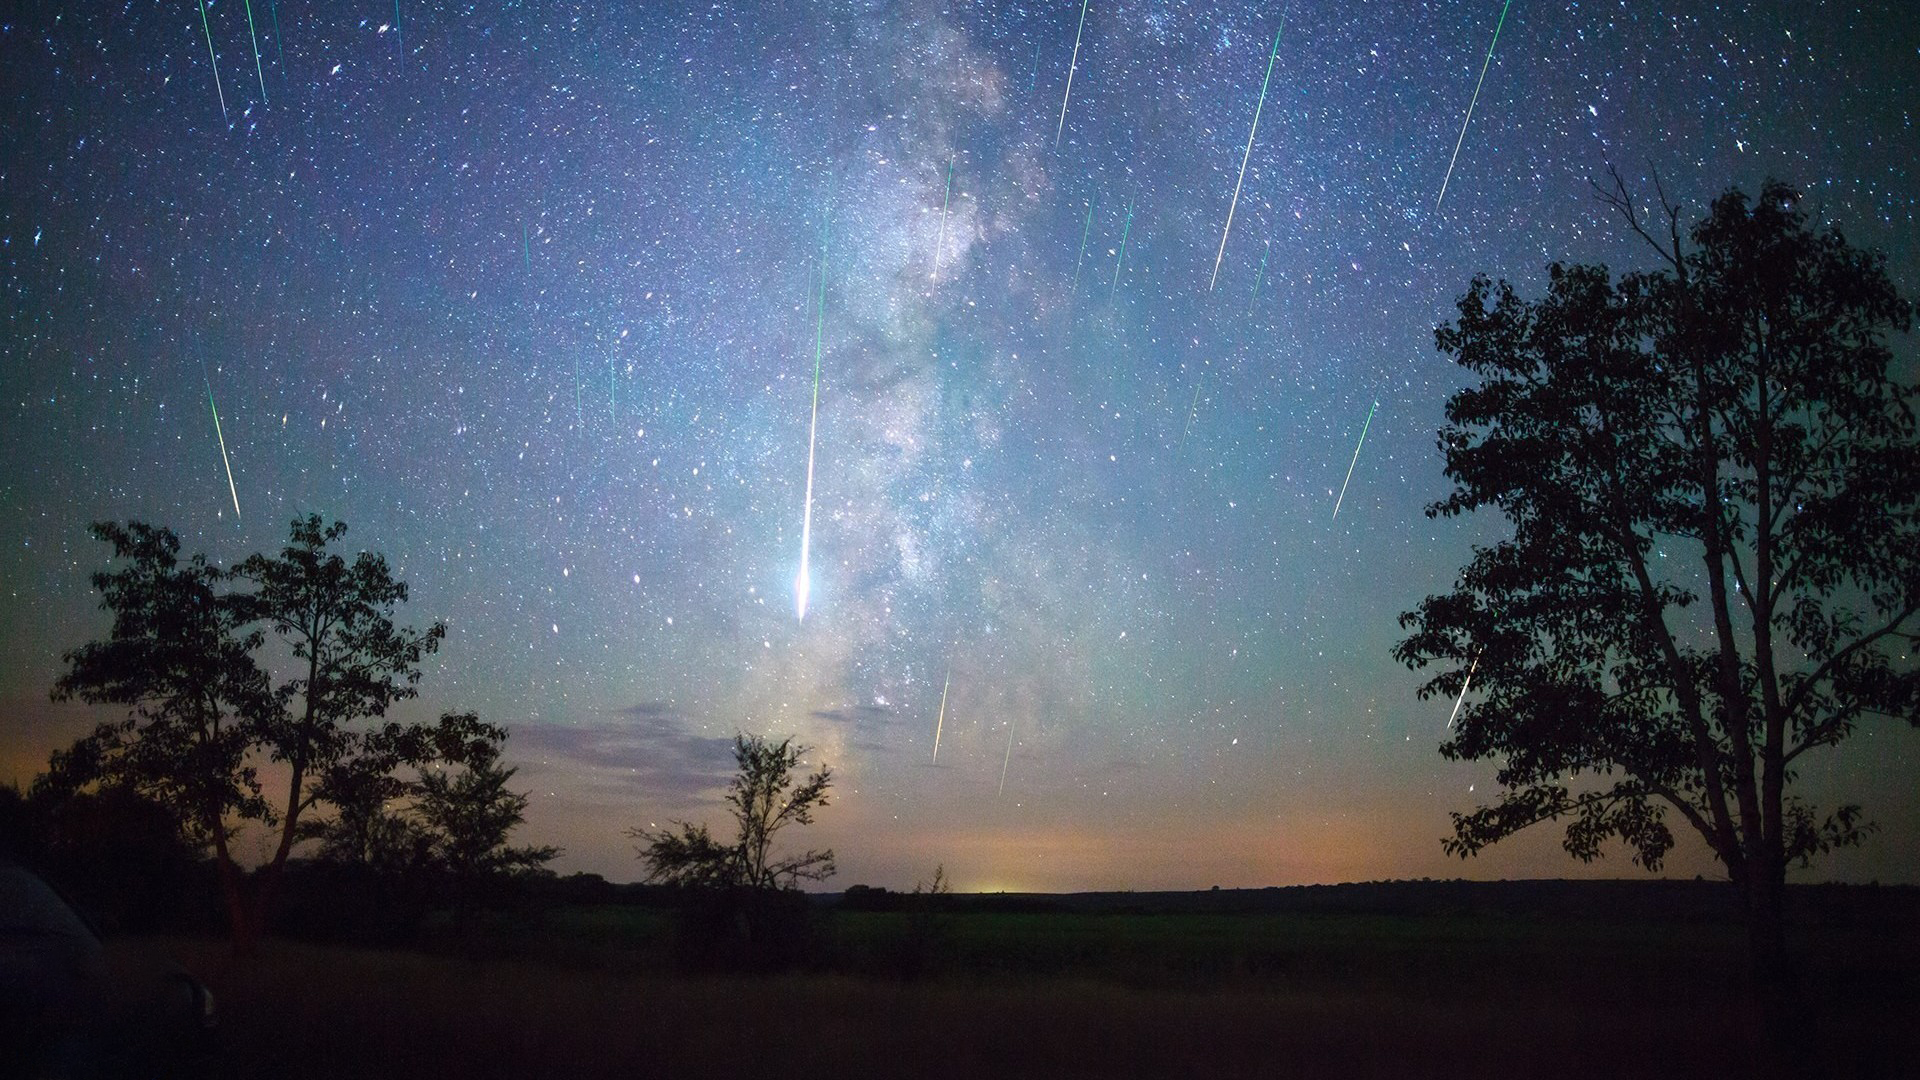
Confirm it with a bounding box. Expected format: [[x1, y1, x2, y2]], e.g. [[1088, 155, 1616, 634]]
[[196, 0, 228, 124], [206, 378, 240, 520], [1436, 0, 1514, 211], [1330, 400, 1377, 521], [243, 0, 268, 103], [1055, 0, 1092, 149], [932, 159, 953, 282], [1445, 655, 1480, 729], [931, 666, 951, 763], [1209, 22, 1283, 292], [796, 220, 829, 621]]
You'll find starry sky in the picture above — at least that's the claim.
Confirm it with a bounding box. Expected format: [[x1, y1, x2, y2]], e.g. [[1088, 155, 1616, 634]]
[[3, 0, 1916, 891]]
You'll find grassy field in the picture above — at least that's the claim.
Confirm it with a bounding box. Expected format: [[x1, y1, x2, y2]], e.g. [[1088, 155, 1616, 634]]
[[128, 885, 1918, 1078]]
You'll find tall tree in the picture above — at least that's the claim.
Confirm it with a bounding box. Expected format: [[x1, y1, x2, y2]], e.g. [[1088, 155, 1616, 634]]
[[233, 515, 447, 936], [1396, 176, 1917, 987], [48, 522, 272, 940], [630, 734, 834, 891], [49, 517, 470, 950]]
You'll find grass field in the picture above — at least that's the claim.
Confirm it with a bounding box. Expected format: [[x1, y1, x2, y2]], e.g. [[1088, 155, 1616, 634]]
[[129, 885, 1917, 1079]]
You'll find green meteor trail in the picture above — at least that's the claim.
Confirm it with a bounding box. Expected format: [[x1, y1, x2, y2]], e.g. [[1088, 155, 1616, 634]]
[[1055, 0, 1092, 148], [243, 0, 268, 102], [1436, 0, 1514, 210], [206, 377, 241, 520], [1109, 200, 1133, 305], [1069, 197, 1095, 299], [1331, 400, 1378, 521], [196, 0, 228, 123], [1210, 22, 1283, 291]]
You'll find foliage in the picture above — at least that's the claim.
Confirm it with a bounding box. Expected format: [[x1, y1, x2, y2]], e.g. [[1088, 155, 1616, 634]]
[[630, 734, 834, 891], [48, 522, 272, 852], [44, 516, 534, 950], [308, 712, 559, 885], [1396, 173, 1917, 976]]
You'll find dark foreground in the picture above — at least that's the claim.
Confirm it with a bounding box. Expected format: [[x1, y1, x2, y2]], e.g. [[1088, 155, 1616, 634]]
[[134, 880, 1918, 1079]]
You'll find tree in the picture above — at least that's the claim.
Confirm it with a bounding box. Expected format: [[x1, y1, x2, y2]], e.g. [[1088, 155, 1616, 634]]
[[630, 734, 834, 890], [49, 517, 476, 951], [234, 515, 447, 929], [1395, 175, 1917, 989], [408, 719, 559, 885], [49, 521, 273, 943], [307, 711, 551, 879]]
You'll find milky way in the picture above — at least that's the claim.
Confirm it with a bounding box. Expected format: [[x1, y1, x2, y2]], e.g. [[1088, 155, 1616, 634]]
[[2, 1, 1915, 890]]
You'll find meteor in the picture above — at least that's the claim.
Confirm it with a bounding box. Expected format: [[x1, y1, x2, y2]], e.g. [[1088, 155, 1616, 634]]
[[1436, 0, 1514, 211], [1248, 241, 1269, 313], [196, 0, 229, 124], [932, 159, 953, 282], [1445, 655, 1480, 729], [1179, 377, 1202, 450], [1054, 0, 1092, 149], [931, 666, 951, 763], [1069, 198, 1095, 299], [1109, 200, 1133, 305], [998, 718, 1015, 798], [1209, 22, 1284, 291], [243, 0, 268, 102], [1330, 400, 1377, 521], [205, 375, 241, 520], [796, 219, 829, 621]]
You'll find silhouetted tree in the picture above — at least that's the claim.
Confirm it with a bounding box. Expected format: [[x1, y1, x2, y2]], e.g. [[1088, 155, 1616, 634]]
[[410, 722, 559, 886], [1396, 174, 1917, 991], [48, 517, 489, 951], [631, 734, 834, 890], [232, 516, 446, 937], [306, 711, 550, 877], [49, 521, 274, 945]]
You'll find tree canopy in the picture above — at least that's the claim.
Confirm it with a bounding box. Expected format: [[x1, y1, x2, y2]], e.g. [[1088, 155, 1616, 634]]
[[631, 734, 835, 891], [46, 516, 535, 949], [1395, 175, 1917, 976]]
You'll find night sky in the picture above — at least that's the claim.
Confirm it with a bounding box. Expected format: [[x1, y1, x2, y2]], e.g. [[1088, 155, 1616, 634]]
[[3, 1, 1916, 891]]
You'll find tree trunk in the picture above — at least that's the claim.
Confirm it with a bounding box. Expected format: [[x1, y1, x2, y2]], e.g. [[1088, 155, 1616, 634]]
[[1743, 856, 1808, 1078]]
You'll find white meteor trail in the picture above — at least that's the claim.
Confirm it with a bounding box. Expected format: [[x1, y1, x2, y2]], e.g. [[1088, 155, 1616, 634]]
[[932, 159, 953, 282], [1436, 0, 1514, 211], [998, 719, 1015, 798], [1331, 400, 1378, 521], [796, 222, 829, 621], [1445, 655, 1480, 728], [206, 377, 240, 519], [196, 0, 228, 123], [1210, 21, 1284, 291], [1054, 0, 1091, 149], [931, 666, 951, 763]]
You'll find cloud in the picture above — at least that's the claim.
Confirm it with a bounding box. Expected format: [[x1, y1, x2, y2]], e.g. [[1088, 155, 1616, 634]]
[[510, 705, 738, 808], [811, 704, 896, 725]]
